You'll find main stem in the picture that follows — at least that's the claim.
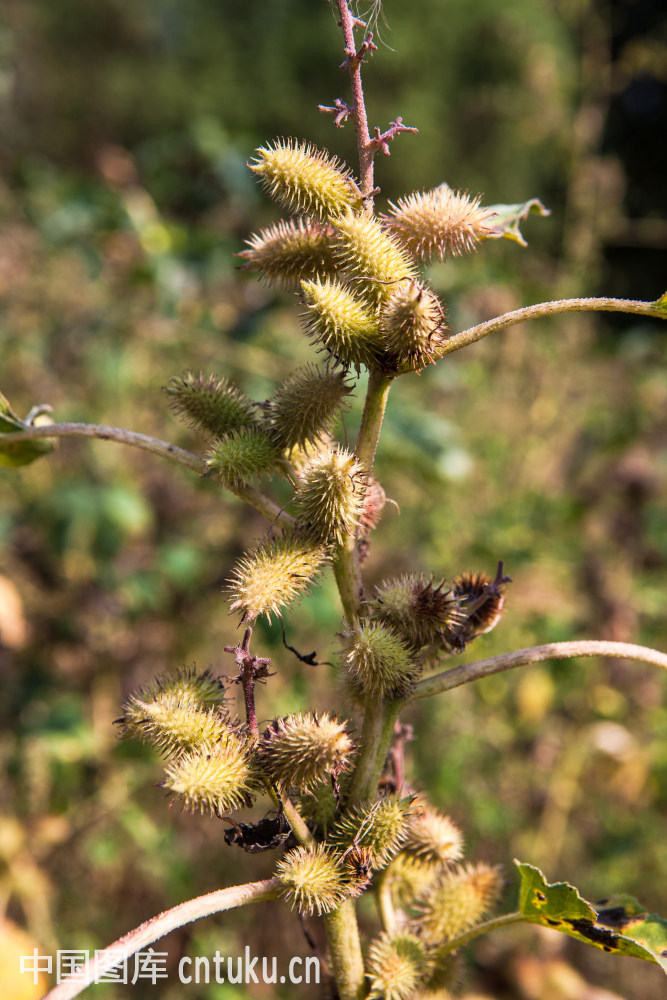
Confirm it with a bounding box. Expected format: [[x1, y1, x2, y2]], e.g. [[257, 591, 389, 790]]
[[346, 696, 401, 805], [323, 901, 366, 1000], [332, 368, 393, 621], [337, 0, 374, 204], [322, 11, 393, 1000]]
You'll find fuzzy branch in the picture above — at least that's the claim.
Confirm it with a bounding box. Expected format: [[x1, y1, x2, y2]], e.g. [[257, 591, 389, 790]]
[[1, 422, 204, 471], [412, 640, 667, 701], [40, 879, 280, 1000], [443, 296, 666, 355], [0, 422, 295, 529]]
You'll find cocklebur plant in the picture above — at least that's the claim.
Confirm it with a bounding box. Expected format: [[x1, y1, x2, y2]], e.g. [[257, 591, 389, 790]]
[[3, 2, 667, 999]]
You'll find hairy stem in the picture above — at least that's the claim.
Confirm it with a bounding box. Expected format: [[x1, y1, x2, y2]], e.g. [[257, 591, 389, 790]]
[[336, 0, 374, 203], [443, 296, 666, 355], [0, 422, 295, 528], [323, 899, 366, 1000], [40, 879, 280, 1000], [412, 640, 667, 701]]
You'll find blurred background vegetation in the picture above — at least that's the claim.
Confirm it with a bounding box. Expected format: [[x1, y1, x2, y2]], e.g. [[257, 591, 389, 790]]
[[1, 0, 666, 997]]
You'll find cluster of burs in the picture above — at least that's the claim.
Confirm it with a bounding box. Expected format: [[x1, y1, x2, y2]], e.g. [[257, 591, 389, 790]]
[[118, 138, 507, 998]]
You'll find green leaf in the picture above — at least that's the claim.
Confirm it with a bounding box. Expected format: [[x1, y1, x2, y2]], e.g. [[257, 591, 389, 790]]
[[515, 861, 667, 974], [654, 290, 667, 317], [483, 199, 550, 247], [0, 391, 57, 468]]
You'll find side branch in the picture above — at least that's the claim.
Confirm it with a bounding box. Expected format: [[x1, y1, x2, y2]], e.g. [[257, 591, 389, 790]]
[[443, 296, 666, 355], [41, 878, 280, 1000], [0, 422, 295, 529], [0, 422, 204, 472], [412, 640, 667, 701]]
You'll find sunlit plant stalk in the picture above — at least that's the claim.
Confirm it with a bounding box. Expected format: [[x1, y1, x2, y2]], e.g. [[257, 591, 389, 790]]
[[7, 2, 666, 1000]]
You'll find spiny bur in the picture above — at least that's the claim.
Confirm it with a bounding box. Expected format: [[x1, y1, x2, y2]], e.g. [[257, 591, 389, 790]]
[[205, 427, 278, 490], [383, 184, 499, 261], [295, 446, 368, 544], [300, 277, 381, 369], [117, 666, 229, 758], [227, 530, 328, 623], [358, 475, 386, 538], [119, 702, 233, 759], [402, 807, 464, 868], [119, 665, 226, 716], [238, 219, 338, 290], [250, 139, 359, 221], [385, 853, 440, 910], [276, 844, 349, 916], [333, 211, 419, 305], [329, 795, 416, 869], [373, 575, 464, 650], [164, 372, 256, 440], [452, 570, 507, 641], [417, 862, 504, 944], [296, 782, 345, 838], [257, 711, 354, 794], [162, 733, 257, 815], [339, 619, 419, 699], [267, 363, 352, 452], [366, 933, 430, 1000], [286, 434, 334, 475], [417, 948, 463, 997], [341, 845, 374, 897], [379, 280, 450, 374]]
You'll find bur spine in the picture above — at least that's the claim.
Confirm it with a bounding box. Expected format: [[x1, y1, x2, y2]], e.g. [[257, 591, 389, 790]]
[[452, 570, 507, 640], [117, 666, 229, 757], [417, 862, 504, 943], [333, 211, 419, 304], [373, 576, 464, 650], [379, 280, 450, 374], [402, 807, 464, 868], [329, 795, 416, 869]]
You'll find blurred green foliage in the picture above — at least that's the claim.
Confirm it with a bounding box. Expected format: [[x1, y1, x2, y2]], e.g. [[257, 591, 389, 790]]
[[1, 1, 666, 997]]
